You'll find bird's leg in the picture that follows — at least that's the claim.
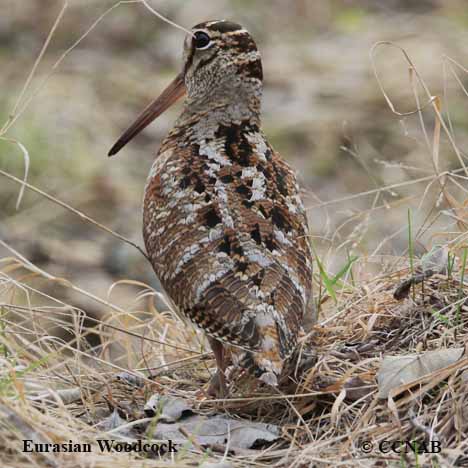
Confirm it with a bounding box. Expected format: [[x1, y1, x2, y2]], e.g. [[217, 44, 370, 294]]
[[207, 337, 228, 397]]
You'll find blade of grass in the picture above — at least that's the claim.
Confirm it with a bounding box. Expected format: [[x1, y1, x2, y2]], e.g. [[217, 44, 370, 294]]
[[456, 247, 468, 326], [310, 242, 336, 303], [330, 255, 358, 287], [408, 208, 415, 301]]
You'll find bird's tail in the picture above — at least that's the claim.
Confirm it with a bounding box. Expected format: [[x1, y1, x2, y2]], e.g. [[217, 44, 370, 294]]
[[237, 348, 284, 386], [231, 319, 296, 386]]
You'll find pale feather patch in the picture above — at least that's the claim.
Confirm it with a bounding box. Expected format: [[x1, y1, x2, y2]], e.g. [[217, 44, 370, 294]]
[[195, 261, 235, 303], [200, 139, 232, 166], [245, 132, 268, 163]]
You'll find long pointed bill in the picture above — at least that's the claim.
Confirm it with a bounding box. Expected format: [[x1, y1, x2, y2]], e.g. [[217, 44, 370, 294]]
[[108, 73, 186, 156]]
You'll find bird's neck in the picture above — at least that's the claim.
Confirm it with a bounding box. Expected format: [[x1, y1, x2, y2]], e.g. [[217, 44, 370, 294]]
[[175, 83, 262, 141]]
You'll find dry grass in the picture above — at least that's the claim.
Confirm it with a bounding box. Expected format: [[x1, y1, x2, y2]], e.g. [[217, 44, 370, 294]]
[[2, 252, 468, 467], [2, 2, 468, 467]]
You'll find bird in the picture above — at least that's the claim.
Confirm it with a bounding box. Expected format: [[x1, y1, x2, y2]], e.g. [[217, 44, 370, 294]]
[[108, 20, 314, 396]]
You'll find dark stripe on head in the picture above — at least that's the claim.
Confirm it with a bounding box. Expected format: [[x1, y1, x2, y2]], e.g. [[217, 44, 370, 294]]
[[229, 33, 256, 52], [192, 20, 243, 33], [195, 51, 219, 72], [207, 21, 243, 33], [238, 59, 263, 80], [184, 46, 196, 76]]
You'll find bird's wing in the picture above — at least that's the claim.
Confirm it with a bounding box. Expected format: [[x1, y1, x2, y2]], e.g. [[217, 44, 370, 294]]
[[144, 138, 313, 359]]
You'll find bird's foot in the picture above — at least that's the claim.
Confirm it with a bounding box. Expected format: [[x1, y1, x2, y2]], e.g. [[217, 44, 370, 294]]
[[207, 370, 228, 398]]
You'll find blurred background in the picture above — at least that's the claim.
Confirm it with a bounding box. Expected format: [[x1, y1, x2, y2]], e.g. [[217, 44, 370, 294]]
[[1, 0, 467, 348]]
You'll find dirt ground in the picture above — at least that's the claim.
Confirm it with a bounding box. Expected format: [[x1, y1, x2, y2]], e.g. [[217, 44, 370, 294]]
[[1, 1, 468, 466]]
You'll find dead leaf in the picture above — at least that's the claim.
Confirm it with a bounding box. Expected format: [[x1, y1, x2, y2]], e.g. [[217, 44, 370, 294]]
[[377, 348, 464, 398], [141, 394, 280, 452], [148, 414, 280, 451], [393, 272, 430, 300], [98, 408, 133, 437], [144, 395, 192, 422], [115, 372, 145, 388], [344, 376, 374, 401]]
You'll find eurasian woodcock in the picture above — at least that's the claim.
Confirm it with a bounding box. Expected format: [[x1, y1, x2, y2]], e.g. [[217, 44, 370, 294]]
[[109, 20, 313, 395]]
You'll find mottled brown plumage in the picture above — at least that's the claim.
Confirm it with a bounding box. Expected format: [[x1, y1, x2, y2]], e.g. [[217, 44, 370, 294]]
[[109, 20, 313, 394]]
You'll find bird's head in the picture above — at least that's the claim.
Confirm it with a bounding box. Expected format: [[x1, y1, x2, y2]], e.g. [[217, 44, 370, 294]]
[[182, 21, 262, 102], [109, 20, 262, 156]]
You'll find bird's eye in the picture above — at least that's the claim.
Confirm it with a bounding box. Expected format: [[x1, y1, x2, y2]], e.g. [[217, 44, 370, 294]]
[[193, 31, 211, 49]]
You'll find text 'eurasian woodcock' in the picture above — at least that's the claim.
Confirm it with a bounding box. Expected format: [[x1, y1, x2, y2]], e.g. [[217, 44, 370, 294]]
[[109, 20, 313, 396]]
